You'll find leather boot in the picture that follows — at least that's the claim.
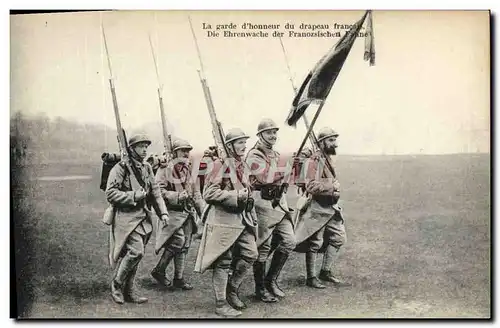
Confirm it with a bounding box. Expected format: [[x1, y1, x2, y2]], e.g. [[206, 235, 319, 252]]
[[305, 252, 325, 289], [173, 278, 193, 290], [306, 277, 326, 289], [124, 264, 148, 303], [319, 270, 352, 287], [173, 251, 193, 290], [111, 280, 125, 304], [213, 267, 241, 317], [318, 245, 351, 286], [151, 248, 175, 287], [253, 261, 278, 303], [265, 250, 289, 298], [227, 259, 252, 310], [215, 300, 242, 318], [111, 255, 135, 304]]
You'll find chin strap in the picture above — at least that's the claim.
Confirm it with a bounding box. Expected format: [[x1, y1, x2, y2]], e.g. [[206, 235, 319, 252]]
[[258, 134, 274, 149]]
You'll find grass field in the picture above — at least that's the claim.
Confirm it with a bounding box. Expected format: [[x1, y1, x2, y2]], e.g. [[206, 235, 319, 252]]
[[12, 154, 491, 318]]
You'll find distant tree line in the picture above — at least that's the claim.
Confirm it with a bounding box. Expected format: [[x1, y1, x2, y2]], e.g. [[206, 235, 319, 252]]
[[10, 112, 118, 165]]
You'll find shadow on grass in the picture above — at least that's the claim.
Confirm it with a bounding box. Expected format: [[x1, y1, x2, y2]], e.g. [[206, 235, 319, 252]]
[[44, 279, 110, 303], [137, 275, 173, 292]]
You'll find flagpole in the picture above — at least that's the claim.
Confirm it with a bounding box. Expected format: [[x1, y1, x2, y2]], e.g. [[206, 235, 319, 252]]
[[290, 11, 372, 161], [295, 100, 326, 158]]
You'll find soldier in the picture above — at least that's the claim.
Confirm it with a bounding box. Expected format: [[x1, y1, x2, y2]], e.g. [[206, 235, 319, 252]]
[[105, 134, 170, 304], [198, 145, 219, 195], [293, 147, 313, 195], [293, 127, 350, 288], [194, 128, 258, 318], [151, 138, 205, 290], [245, 118, 296, 302], [193, 145, 219, 241], [146, 152, 167, 176]]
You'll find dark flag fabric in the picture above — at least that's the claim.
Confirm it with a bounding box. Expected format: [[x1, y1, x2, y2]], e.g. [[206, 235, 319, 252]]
[[285, 10, 375, 127]]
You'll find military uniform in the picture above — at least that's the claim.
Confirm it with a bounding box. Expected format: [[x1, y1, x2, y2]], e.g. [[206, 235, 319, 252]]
[[292, 128, 348, 288], [152, 138, 205, 290], [245, 118, 296, 302], [293, 147, 313, 195], [198, 146, 219, 195], [194, 129, 258, 318], [105, 134, 169, 304]]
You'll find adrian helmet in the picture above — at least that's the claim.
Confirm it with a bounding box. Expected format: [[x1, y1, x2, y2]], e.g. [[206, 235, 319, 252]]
[[172, 138, 193, 152], [128, 134, 152, 147], [256, 118, 280, 135], [316, 127, 339, 143], [225, 128, 250, 144]]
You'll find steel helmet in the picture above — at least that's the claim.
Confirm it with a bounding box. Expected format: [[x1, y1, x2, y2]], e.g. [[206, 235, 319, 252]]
[[128, 134, 152, 147], [225, 128, 250, 144], [316, 127, 339, 143], [172, 138, 193, 152], [257, 118, 280, 135]]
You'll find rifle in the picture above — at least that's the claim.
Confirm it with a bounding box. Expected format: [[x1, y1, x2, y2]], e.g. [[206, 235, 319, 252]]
[[148, 32, 199, 217], [188, 16, 255, 219], [101, 25, 146, 192], [148, 34, 173, 165]]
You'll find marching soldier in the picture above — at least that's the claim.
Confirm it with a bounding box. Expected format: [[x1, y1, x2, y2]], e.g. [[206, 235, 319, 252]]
[[293, 127, 350, 288], [245, 118, 296, 302], [152, 138, 205, 290], [194, 128, 258, 318], [146, 152, 167, 176], [193, 145, 219, 241], [105, 134, 170, 304], [293, 147, 313, 195], [198, 145, 219, 195]]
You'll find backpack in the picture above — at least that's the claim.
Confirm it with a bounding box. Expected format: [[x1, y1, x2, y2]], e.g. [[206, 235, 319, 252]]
[[99, 152, 121, 191]]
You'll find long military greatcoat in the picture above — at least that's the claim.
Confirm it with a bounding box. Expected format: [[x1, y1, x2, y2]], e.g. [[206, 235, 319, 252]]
[[293, 150, 344, 253], [194, 158, 258, 273], [154, 160, 205, 254], [105, 158, 168, 268], [245, 141, 290, 246]]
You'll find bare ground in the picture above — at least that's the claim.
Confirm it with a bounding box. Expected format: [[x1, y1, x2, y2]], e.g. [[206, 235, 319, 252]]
[[12, 154, 490, 319]]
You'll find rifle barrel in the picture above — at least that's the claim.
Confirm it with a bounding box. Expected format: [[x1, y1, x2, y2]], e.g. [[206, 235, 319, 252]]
[[188, 16, 206, 78]]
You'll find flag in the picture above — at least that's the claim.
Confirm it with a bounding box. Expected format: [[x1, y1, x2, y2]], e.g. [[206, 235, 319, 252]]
[[285, 10, 375, 127], [364, 10, 376, 65]]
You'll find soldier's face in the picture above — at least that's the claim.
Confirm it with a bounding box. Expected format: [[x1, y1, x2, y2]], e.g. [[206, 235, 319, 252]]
[[261, 129, 278, 145], [133, 142, 149, 159], [233, 139, 247, 157], [323, 136, 338, 155], [176, 149, 190, 159]]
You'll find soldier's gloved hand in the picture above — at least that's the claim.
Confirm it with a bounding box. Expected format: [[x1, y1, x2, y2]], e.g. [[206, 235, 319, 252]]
[[160, 213, 170, 225], [238, 188, 249, 202], [178, 190, 189, 202], [333, 179, 340, 192], [134, 188, 147, 202]]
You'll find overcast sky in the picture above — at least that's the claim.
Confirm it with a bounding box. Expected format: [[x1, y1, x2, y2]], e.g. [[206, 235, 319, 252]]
[[10, 10, 490, 155]]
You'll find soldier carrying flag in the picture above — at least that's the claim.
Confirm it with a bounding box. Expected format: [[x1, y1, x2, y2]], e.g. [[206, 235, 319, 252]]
[[283, 10, 375, 287], [293, 128, 350, 288]]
